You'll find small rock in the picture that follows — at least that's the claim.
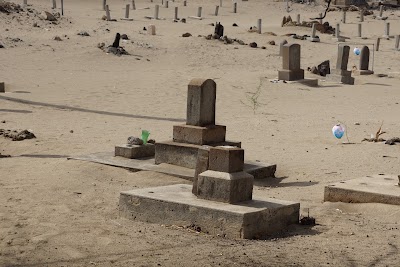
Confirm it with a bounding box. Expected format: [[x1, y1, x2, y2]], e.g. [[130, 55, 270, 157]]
[[354, 122, 360, 125], [0, 43, 4, 48], [268, 40, 275, 45], [121, 34, 129, 40], [232, 23, 238, 27], [127, 136, 143, 145], [181, 18, 186, 23], [261, 46, 266, 49], [53, 36, 62, 41], [70, 130, 74, 133], [182, 32, 192, 37], [77, 31, 90, 37], [249, 42, 257, 48], [97, 42, 105, 49], [39, 11, 57, 21], [32, 22, 38, 27], [143, 27, 147, 31], [101, 15, 107, 20]]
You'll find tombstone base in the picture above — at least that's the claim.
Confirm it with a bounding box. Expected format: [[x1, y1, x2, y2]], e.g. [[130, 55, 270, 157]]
[[354, 70, 374, 75], [155, 140, 241, 169], [324, 174, 400, 205], [307, 37, 320, 42], [377, 16, 388, 20], [188, 16, 202, 20], [120, 18, 134, 21], [332, 37, 345, 42], [0, 82, 4, 93], [325, 74, 355, 85], [115, 144, 155, 159], [119, 184, 300, 239], [382, 35, 392, 40], [173, 124, 226, 145], [284, 78, 319, 87], [278, 69, 305, 81], [197, 170, 254, 204]]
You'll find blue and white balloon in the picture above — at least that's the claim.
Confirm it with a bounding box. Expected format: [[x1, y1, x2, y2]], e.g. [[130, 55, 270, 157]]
[[332, 124, 345, 139], [353, 47, 361, 56]]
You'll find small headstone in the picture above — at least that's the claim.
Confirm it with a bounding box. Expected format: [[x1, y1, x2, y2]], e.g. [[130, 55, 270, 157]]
[[257, 19, 262, 34], [215, 5, 219, 16], [357, 23, 362, 38], [383, 22, 391, 39], [154, 4, 159, 19], [233, 2, 237, 13], [375, 38, 380, 51], [296, 14, 300, 24], [105, 5, 111, 21], [103, 0, 106, 11], [197, 7, 202, 18], [326, 45, 355, 84], [342, 11, 346, 23], [278, 43, 305, 81], [112, 33, 120, 48], [149, 24, 156, 35], [186, 79, 216, 126], [174, 7, 178, 20], [395, 35, 400, 51], [355, 46, 373, 75], [131, 0, 136, 10], [214, 22, 224, 38], [359, 10, 364, 22], [52, 0, 56, 9], [307, 23, 320, 42]]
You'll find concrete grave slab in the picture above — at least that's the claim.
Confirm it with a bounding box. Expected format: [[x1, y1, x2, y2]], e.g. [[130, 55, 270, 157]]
[[119, 183, 300, 239], [324, 174, 400, 205], [69, 152, 276, 180]]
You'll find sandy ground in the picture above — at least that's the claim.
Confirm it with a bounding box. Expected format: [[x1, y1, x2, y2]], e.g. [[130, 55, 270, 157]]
[[1, 0, 400, 266]]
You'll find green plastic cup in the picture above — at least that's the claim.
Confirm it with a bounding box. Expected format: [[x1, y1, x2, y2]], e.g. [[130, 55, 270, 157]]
[[141, 130, 150, 145]]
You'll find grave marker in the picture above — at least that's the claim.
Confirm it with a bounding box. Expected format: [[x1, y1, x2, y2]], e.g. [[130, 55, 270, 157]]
[[105, 4, 111, 21], [52, 0, 56, 9], [257, 19, 262, 34], [354, 46, 374, 75], [278, 43, 305, 81], [395, 35, 400, 51], [307, 23, 320, 42], [326, 45, 355, 84], [131, 0, 136, 10], [215, 5, 219, 16]]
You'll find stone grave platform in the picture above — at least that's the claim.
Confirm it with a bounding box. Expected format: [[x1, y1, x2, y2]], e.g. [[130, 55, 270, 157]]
[[69, 152, 276, 180], [324, 174, 400, 205], [119, 183, 300, 239]]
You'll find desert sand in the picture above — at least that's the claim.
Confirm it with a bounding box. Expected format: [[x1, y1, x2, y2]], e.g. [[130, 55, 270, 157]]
[[1, 0, 400, 266]]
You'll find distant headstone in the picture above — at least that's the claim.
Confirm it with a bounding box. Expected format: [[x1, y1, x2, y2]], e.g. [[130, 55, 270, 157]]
[[112, 33, 120, 48], [355, 46, 373, 75], [215, 5, 219, 16], [307, 23, 320, 42], [149, 24, 156, 35], [131, 0, 136, 10], [105, 5, 111, 21], [214, 22, 224, 38], [279, 39, 288, 56], [395, 35, 400, 51]]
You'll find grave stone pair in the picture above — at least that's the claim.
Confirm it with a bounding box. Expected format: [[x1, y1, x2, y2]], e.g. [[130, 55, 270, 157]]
[[326, 45, 355, 84]]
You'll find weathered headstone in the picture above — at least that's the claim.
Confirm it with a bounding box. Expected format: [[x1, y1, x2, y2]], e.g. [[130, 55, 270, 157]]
[[318, 13, 322, 24], [183, 0, 187, 6], [103, 0, 106, 11], [164, 0, 168, 8], [0, 82, 5, 93], [278, 44, 304, 81], [189, 7, 202, 19], [131, 0, 136, 10], [215, 5, 219, 16], [52, 0, 56, 9], [357, 23, 362, 38], [233, 2, 237, 13], [23, 0, 27, 6], [215, 22, 224, 38], [375, 38, 380, 51], [326, 45, 355, 84], [61, 0, 64, 15], [112, 33, 120, 48], [296, 14, 300, 24], [354, 46, 374, 75], [395, 35, 400, 51], [154, 4, 159, 19], [148, 24, 156, 35], [359, 10, 364, 22]]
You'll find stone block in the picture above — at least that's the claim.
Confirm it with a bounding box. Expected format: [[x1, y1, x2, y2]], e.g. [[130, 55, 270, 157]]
[[115, 144, 155, 159], [119, 184, 300, 239], [0, 82, 4, 93], [208, 146, 244, 173], [186, 78, 216, 127], [354, 70, 374, 76], [173, 124, 226, 145], [155, 140, 241, 169], [192, 146, 210, 195], [278, 69, 304, 81], [197, 170, 253, 203], [325, 74, 355, 85]]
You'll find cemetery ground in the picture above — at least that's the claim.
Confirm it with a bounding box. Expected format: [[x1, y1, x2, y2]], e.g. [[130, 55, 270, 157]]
[[1, 0, 400, 266]]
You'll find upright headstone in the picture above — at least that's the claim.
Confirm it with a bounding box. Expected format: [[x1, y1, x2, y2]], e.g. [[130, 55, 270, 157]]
[[359, 10, 364, 22], [183, 0, 187, 6], [342, 11, 346, 23], [186, 79, 216, 126], [112, 33, 121, 48], [131, 0, 136, 10], [296, 14, 300, 24], [279, 39, 288, 56], [257, 19, 262, 34], [52, 0, 56, 9], [125, 4, 130, 19], [154, 4, 159, 19], [307, 23, 320, 42], [383, 22, 390, 39], [375, 38, 380, 51], [220, 0, 222, 7], [318, 13, 322, 24], [278, 44, 304, 81], [105, 5, 111, 21], [103, 0, 106, 11], [333, 23, 345, 42], [0, 82, 4, 93], [395, 35, 400, 51], [377, 5, 388, 20], [357, 23, 362, 38], [326, 45, 355, 84], [197, 7, 202, 18], [164, 0, 168, 8], [215, 5, 219, 16], [23, 0, 27, 6], [233, 2, 237, 13], [355, 46, 373, 75], [174, 7, 178, 20], [61, 0, 64, 15]]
